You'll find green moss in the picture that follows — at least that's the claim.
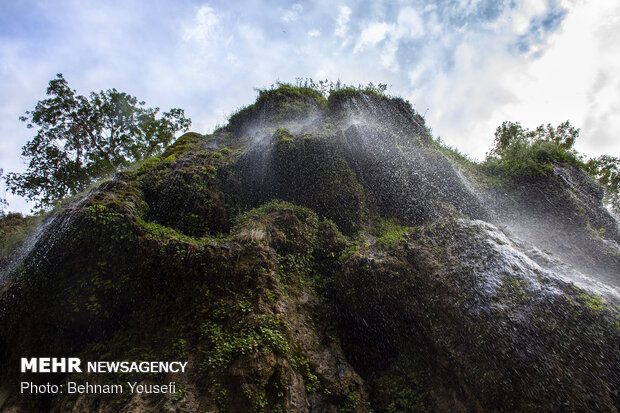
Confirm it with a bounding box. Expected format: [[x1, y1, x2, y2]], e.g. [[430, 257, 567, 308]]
[[233, 200, 318, 243], [257, 84, 327, 108], [227, 84, 326, 135], [233, 201, 321, 292], [278, 252, 315, 286], [499, 275, 531, 304], [572, 287, 606, 314], [136, 215, 206, 245], [326, 86, 393, 116], [86, 179, 148, 217], [327, 84, 386, 101], [200, 314, 290, 371], [375, 352, 430, 412], [266, 134, 369, 234], [288, 347, 321, 393], [339, 233, 368, 262], [137, 145, 233, 237], [375, 217, 409, 250], [160, 132, 205, 159], [275, 128, 294, 143], [339, 391, 369, 412]]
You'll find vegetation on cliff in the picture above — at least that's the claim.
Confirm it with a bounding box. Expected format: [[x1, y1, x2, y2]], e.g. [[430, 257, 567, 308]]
[[3, 74, 191, 211], [0, 83, 618, 412]]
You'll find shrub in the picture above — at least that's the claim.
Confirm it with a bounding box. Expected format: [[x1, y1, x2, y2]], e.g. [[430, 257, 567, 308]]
[[484, 121, 582, 177]]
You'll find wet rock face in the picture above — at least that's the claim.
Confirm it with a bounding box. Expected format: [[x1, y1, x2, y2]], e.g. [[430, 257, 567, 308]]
[[235, 129, 368, 234], [1, 87, 619, 412], [328, 91, 431, 144], [335, 218, 619, 411], [227, 86, 327, 140], [488, 163, 620, 289], [338, 124, 489, 225]]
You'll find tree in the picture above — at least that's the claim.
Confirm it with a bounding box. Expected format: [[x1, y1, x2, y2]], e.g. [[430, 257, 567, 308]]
[[586, 155, 620, 213], [4, 74, 191, 210], [487, 120, 619, 213], [0, 169, 7, 216], [490, 120, 579, 158], [485, 120, 582, 176]]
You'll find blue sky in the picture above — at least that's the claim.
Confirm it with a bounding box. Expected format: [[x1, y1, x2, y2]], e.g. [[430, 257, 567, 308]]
[[2, 0, 620, 212]]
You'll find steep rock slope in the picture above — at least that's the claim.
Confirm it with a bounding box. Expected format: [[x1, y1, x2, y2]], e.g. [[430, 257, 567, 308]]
[[0, 86, 618, 412]]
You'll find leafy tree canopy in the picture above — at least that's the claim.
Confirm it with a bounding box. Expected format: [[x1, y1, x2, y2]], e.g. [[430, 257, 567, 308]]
[[0, 169, 7, 216], [586, 155, 620, 213], [487, 120, 619, 213], [5, 74, 191, 210], [490, 120, 579, 157], [484, 120, 581, 176]]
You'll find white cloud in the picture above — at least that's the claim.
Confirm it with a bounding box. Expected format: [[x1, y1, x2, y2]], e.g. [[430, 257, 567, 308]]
[[183, 5, 219, 44], [281, 4, 303, 23], [238, 24, 264, 43], [563, 0, 620, 156], [409, 0, 620, 160], [354, 22, 393, 52], [380, 43, 399, 71], [464, 0, 620, 159], [417, 36, 518, 159], [352, 7, 423, 70], [308, 29, 321, 37], [335, 6, 352, 37], [395, 7, 424, 39], [512, 0, 549, 35]]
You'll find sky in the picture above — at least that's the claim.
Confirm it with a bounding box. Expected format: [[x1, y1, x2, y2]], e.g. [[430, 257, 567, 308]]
[[1, 0, 619, 213]]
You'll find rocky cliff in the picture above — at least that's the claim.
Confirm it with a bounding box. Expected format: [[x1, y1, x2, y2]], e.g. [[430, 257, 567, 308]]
[[0, 86, 618, 412]]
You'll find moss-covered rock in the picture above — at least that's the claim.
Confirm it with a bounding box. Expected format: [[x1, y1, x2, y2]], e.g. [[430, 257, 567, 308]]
[[227, 85, 326, 138], [234, 129, 369, 234], [1, 85, 618, 413]]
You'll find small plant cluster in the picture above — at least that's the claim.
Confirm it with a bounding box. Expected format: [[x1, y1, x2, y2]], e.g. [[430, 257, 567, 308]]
[[489, 120, 579, 157], [259, 77, 388, 98], [484, 120, 581, 176], [288, 78, 389, 98], [374, 217, 409, 250], [484, 120, 620, 213], [199, 314, 290, 371]]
